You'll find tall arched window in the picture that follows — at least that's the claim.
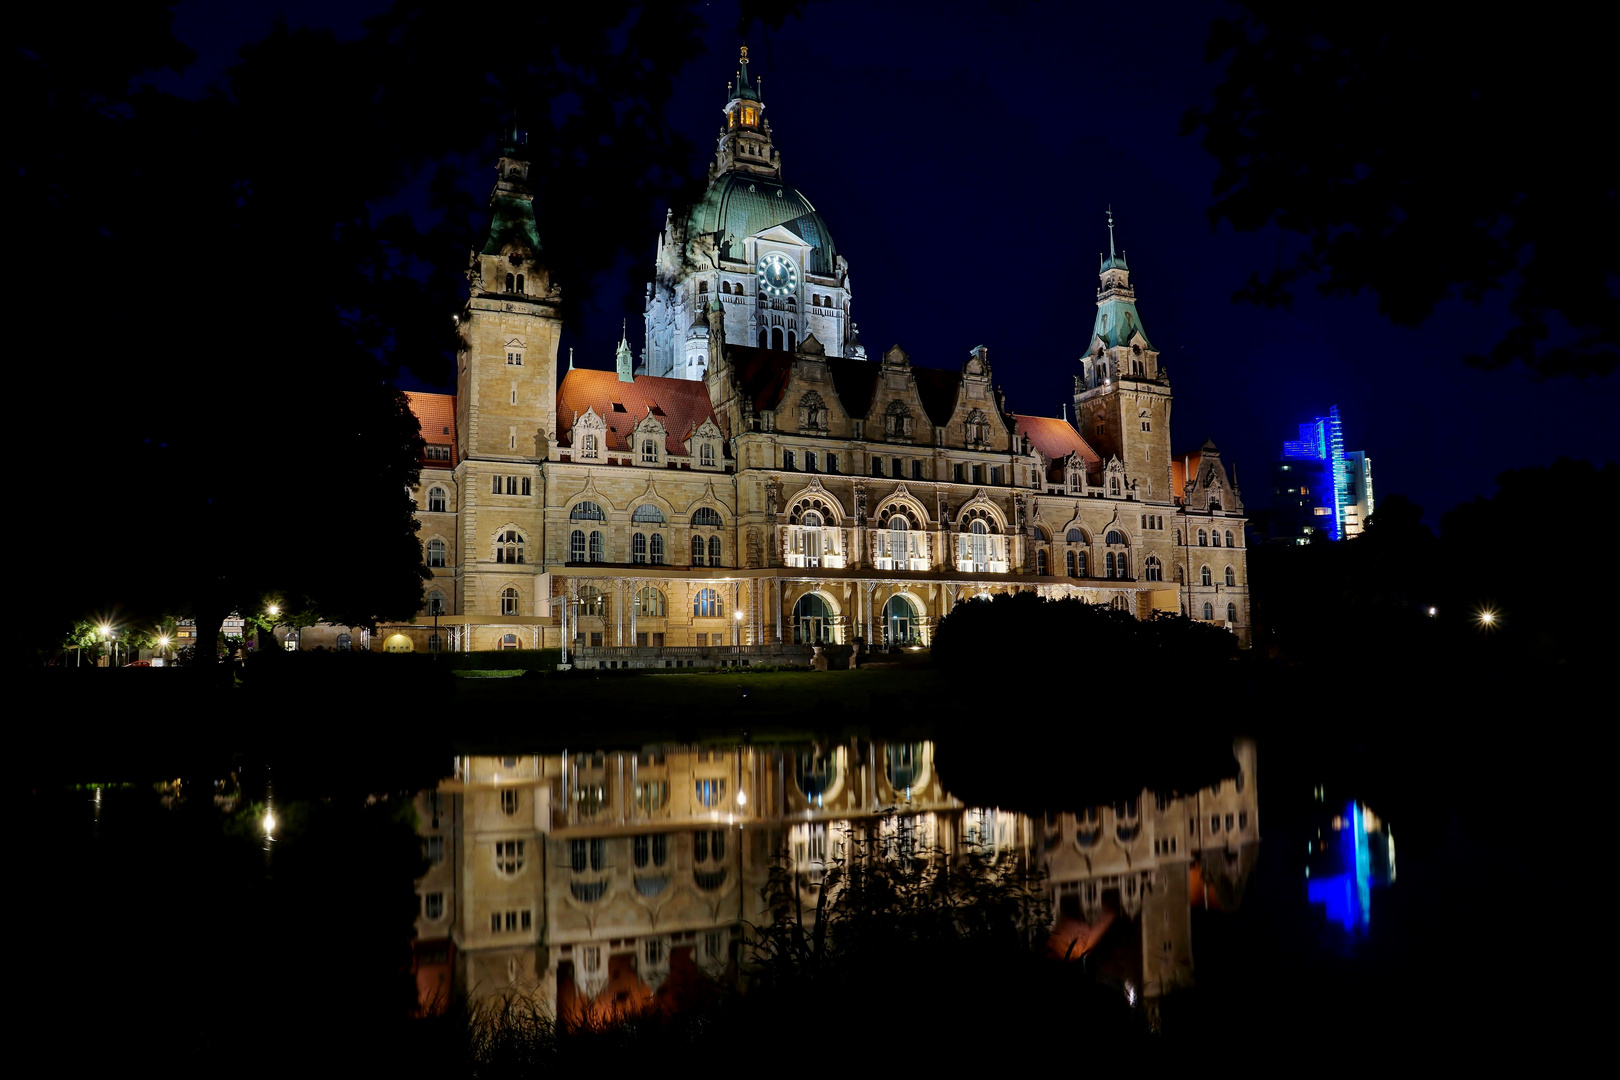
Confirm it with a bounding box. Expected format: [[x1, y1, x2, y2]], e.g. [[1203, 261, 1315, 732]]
[[772, 327, 784, 350], [693, 588, 722, 618], [793, 593, 831, 644], [1203, 602, 1214, 620], [633, 533, 648, 563], [1174, 529, 1182, 545], [496, 530, 525, 564], [1197, 529, 1208, 546], [589, 531, 604, 562], [1225, 530, 1235, 547], [515, 273, 524, 293], [759, 330, 768, 348], [1227, 602, 1237, 624], [571, 501, 605, 521], [650, 534, 666, 564], [887, 517, 909, 563], [570, 530, 586, 562], [1201, 565, 1213, 586], [691, 536, 706, 566], [1106, 530, 1125, 545], [1211, 530, 1222, 547], [1225, 566, 1236, 586], [426, 538, 447, 567], [787, 330, 797, 352], [1037, 549, 1048, 575], [708, 535, 722, 564], [501, 588, 520, 616], [692, 507, 723, 527], [799, 510, 824, 567], [504, 273, 515, 292], [427, 487, 447, 513], [1116, 553, 1128, 577], [968, 518, 990, 572], [632, 505, 666, 524], [426, 590, 445, 616], [501, 633, 520, 650], [1145, 556, 1163, 582], [1078, 550, 1088, 577], [883, 595, 917, 645], [635, 587, 666, 617], [1105, 552, 1116, 579], [1066, 550, 1076, 577]]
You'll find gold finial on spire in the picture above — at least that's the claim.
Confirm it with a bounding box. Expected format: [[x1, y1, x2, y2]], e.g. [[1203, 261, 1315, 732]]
[[1106, 205, 1117, 262], [740, 45, 749, 62]]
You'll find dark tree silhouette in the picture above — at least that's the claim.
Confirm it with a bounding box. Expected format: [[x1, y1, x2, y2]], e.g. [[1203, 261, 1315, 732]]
[[1188, 3, 1617, 377]]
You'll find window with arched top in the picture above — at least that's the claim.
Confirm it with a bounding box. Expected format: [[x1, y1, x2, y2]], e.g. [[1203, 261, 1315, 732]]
[[589, 531, 604, 562], [1211, 530, 1222, 547], [694, 588, 722, 618], [570, 501, 605, 521], [632, 504, 666, 524], [1174, 528, 1183, 545], [1201, 565, 1213, 587], [691, 535, 706, 566], [708, 535, 721, 564], [1227, 602, 1237, 624], [883, 594, 918, 645], [516, 273, 524, 293], [885, 400, 914, 439], [501, 587, 520, 616], [1197, 529, 1208, 546], [1106, 530, 1125, 545], [426, 590, 446, 616], [635, 587, 666, 617], [1066, 529, 1085, 544], [570, 530, 586, 562], [649, 534, 665, 564], [692, 507, 723, 528], [427, 487, 447, 513], [501, 633, 520, 649], [1037, 549, 1048, 576], [1225, 530, 1235, 547], [1203, 602, 1214, 620], [798, 391, 828, 432], [632, 532, 648, 563], [1066, 550, 1077, 577], [504, 273, 515, 292], [495, 530, 525, 564], [1225, 566, 1236, 586], [426, 538, 447, 567], [1145, 556, 1163, 582]]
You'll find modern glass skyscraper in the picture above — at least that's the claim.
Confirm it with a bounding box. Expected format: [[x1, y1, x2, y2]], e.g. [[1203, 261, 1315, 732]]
[[1269, 406, 1373, 542]]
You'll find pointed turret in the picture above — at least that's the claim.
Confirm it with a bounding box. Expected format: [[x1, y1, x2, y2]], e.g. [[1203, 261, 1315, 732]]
[[1092, 208, 1151, 350], [615, 322, 634, 382], [714, 45, 781, 180]]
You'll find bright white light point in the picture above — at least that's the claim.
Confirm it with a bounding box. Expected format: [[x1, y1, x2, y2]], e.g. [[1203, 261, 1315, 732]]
[[737, 790, 748, 806], [264, 810, 276, 836], [1428, 607, 1437, 616], [268, 605, 280, 616]]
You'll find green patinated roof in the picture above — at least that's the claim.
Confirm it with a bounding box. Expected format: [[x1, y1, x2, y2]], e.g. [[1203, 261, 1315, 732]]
[[481, 194, 542, 256], [734, 58, 760, 103], [688, 172, 838, 276], [1093, 293, 1152, 350], [1100, 252, 1129, 272]]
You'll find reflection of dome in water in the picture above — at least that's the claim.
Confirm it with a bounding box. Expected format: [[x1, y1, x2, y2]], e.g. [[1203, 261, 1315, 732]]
[[688, 172, 838, 276], [383, 633, 414, 652]]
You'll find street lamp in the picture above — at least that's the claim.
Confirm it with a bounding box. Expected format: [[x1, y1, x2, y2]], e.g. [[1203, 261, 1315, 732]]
[[1477, 609, 1498, 629]]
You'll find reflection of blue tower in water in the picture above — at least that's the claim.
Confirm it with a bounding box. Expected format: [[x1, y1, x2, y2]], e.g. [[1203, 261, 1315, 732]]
[[1307, 800, 1395, 932]]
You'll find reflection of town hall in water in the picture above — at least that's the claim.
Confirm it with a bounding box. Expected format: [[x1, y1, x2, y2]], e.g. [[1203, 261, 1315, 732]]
[[411, 741, 1260, 1012], [363, 48, 1249, 657]]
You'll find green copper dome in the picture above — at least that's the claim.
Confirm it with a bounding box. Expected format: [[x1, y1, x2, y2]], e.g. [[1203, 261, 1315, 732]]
[[687, 172, 838, 276]]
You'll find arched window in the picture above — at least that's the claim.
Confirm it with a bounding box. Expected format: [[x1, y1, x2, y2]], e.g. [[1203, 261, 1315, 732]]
[[692, 507, 723, 528], [694, 588, 722, 618], [635, 587, 666, 617], [883, 595, 918, 645], [793, 593, 832, 644], [1203, 602, 1214, 620], [1225, 565, 1236, 586], [495, 530, 525, 564], [885, 400, 913, 439], [1116, 553, 1128, 577], [1225, 530, 1235, 547], [691, 535, 706, 566], [632, 505, 666, 524], [336, 633, 352, 651], [1077, 550, 1088, 577], [1227, 602, 1238, 624], [1201, 565, 1213, 587], [1145, 556, 1163, 582], [633, 533, 648, 563], [708, 535, 722, 564], [1174, 529, 1182, 545], [516, 273, 524, 293], [1066, 550, 1077, 577], [787, 330, 797, 351], [1105, 551, 1116, 579], [570, 530, 586, 562], [798, 391, 827, 431], [589, 531, 604, 562], [1106, 530, 1125, 546], [580, 587, 605, 616], [758, 330, 768, 348], [1067, 528, 1086, 544], [641, 439, 658, 464], [571, 501, 605, 521], [504, 273, 515, 292], [1037, 549, 1049, 575], [1175, 566, 1184, 584], [968, 518, 990, 572], [426, 538, 447, 567], [1211, 530, 1222, 547], [501, 587, 520, 616], [650, 534, 665, 564], [698, 279, 709, 294], [700, 443, 716, 467], [427, 487, 447, 513], [500, 633, 520, 650], [426, 590, 446, 616], [772, 327, 784, 350], [1197, 529, 1208, 546]]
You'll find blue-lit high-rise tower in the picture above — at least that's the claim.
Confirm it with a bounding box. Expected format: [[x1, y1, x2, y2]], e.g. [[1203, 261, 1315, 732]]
[[1269, 406, 1373, 543]]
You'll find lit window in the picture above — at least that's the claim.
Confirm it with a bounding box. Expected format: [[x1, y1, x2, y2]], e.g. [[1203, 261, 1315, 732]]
[[426, 538, 447, 568], [571, 501, 605, 521], [691, 536, 706, 566], [501, 587, 520, 616], [495, 530, 525, 564], [694, 779, 727, 808], [632, 533, 647, 563], [635, 587, 666, 617], [650, 534, 665, 564], [589, 531, 604, 562], [700, 443, 716, 467], [694, 588, 722, 618], [427, 487, 447, 513]]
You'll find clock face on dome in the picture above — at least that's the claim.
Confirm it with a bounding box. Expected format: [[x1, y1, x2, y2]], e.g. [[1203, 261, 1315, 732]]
[[755, 251, 799, 298]]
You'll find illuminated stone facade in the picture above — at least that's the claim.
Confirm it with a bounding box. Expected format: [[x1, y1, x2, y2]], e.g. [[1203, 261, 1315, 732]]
[[410, 739, 1260, 1011], [354, 52, 1249, 657]]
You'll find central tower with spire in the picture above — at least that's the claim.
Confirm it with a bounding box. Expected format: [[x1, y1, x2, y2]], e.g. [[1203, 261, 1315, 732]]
[[642, 47, 859, 381]]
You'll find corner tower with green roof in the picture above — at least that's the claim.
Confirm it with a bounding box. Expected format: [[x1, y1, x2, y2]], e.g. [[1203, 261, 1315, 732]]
[[643, 47, 859, 381], [1074, 211, 1174, 500]]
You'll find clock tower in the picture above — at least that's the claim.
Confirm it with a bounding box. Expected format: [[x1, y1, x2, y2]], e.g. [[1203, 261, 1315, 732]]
[[1073, 213, 1175, 500]]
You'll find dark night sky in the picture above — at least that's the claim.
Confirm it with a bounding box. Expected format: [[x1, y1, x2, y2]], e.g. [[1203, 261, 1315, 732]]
[[161, 0, 1617, 525]]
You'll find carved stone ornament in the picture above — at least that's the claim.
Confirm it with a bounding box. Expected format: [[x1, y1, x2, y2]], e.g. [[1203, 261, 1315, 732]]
[[766, 479, 780, 517]]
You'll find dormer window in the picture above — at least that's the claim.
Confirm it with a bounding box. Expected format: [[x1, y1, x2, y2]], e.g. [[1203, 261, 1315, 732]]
[[507, 351, 522, 366], [581, 433, 599, 458], [641, 439, 657, 464], [700, 443, 716, 467]]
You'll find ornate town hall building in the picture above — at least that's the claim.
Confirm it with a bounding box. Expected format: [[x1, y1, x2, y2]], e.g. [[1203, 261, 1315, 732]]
[[362, 50, 1248, 657]]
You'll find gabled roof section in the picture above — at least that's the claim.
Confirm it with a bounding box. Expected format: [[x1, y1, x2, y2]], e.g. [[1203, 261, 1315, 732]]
[[403, 391, 457, 465], [558, 369, 718, 456], [826, 356, 879, 420], [1014, 414, 1100, 469], [911, 367, 962, 428], [726, 345, 797, 412]]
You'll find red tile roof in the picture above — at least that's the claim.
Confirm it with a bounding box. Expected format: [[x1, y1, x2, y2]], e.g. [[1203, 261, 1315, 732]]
[[1170, 451, 1202, 504], [1014, 414, 1101, 473], [557, 368, 720, 456], [404, 391, 457, 465]]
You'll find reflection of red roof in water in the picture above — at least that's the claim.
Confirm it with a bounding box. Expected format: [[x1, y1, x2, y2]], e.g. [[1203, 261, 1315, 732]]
[[1047, 909, 1116, 960], [1187, 863, 1222, 911], [557, 369, 720, 456]]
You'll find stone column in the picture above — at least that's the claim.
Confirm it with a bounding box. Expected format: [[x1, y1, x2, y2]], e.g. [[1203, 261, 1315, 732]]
[[630, 578, 639, 646], [865, 582, 876, 644], [775, 578, 785, 644]]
